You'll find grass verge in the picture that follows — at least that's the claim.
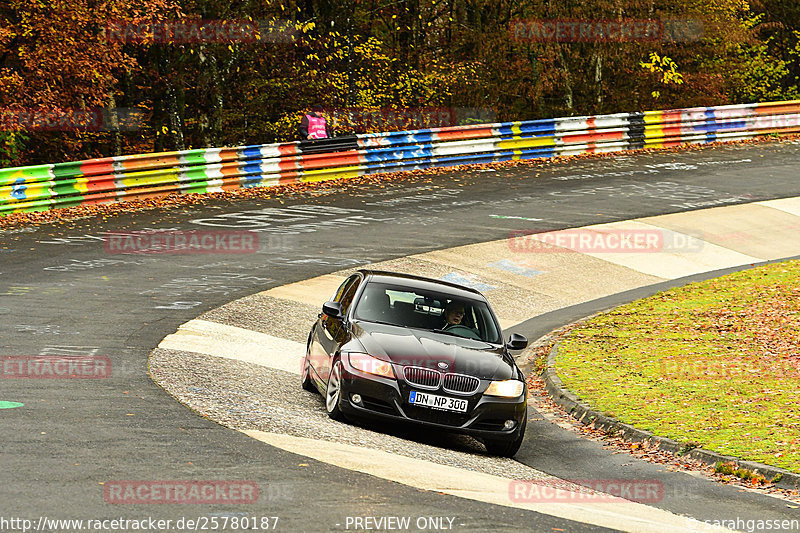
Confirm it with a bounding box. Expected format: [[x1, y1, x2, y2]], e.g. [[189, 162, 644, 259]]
[[557, 259, 800, 472]]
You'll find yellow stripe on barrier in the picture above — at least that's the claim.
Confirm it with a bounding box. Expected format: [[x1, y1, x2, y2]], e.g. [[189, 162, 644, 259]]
[[0, 181, 54, 202], [301, 166, 363, 183], [74, 177, 90, 194], [642, 111, 665, 124], [497, 137, 556, 150], [644, 125, 665, 139], [117, 168, 180, 189]]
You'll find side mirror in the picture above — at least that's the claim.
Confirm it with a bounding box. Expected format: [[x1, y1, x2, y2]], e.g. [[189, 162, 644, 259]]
[[322, 301, 344, 320], [506, 333, 528, 351]]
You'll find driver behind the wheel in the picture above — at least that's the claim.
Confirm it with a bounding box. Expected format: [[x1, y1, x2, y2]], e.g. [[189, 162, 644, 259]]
[[443, 300, 466, 327]]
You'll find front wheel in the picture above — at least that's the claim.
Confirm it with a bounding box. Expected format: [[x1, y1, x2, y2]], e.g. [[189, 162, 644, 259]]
[[325, 359, 346, 421], [483, 416, 526, 457]]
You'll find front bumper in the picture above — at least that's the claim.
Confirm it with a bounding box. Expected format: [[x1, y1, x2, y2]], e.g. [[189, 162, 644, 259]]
[[337, 357, 526, 439]]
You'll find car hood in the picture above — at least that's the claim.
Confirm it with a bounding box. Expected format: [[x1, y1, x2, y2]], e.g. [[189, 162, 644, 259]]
[[349, 321, 514, 380]]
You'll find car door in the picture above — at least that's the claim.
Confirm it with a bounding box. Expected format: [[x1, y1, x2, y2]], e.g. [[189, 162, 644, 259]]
[[313, 273, 362, 382]]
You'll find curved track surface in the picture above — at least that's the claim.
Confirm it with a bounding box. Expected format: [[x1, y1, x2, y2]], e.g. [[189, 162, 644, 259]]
[[2, 141, 800, 532]]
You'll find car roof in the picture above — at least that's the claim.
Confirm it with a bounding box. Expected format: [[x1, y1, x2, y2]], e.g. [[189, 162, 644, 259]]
[[357, 269, 487, 301]]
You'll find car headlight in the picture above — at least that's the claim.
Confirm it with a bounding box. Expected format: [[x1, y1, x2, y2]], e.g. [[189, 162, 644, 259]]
[[484, 379, 525, 398], [346, 352, 395, 379]]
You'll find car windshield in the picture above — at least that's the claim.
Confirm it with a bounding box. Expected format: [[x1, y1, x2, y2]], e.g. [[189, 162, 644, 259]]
[[353, 281, 502, 344]]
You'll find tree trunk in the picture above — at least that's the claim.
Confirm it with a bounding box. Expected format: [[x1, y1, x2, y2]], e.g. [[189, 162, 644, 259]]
[[107, 93, 121, 157], [165, 84, 185, 151], [593, 52, 603, 106], [557, 45, 574, 112], [198, 48, 224, 148]]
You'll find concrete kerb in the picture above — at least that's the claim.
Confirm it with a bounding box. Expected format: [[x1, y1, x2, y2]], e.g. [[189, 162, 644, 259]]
[[542, 334, 800, 492]]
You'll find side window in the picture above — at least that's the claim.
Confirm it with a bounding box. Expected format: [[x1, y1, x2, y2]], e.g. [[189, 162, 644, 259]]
[[339, 277, 362, 315], [329, 273, 361, 316], [332, 275, 357, 303]]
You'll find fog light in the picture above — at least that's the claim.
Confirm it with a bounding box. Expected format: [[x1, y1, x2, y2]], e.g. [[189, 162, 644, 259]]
[[503, 420, 516, 430], [351, 394, 362, 405]]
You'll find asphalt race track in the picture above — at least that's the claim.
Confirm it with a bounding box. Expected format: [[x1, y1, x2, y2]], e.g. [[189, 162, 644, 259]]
[[2, 140, 800, 532]]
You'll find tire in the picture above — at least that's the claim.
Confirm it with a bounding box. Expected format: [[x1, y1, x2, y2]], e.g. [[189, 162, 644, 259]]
[[483, 415, 526, 457], [325, 359, 346, 421], [301, 352, 316, 393]]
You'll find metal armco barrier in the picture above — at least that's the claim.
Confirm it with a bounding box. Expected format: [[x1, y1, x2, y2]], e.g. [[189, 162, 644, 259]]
[[2, 100, 800, 215]]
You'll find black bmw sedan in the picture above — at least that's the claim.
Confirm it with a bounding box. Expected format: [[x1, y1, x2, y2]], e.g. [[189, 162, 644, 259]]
[[301, 270, 529, 457]]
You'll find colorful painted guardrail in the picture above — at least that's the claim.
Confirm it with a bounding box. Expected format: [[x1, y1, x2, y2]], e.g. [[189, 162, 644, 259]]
[[2, 100, 799, 215]]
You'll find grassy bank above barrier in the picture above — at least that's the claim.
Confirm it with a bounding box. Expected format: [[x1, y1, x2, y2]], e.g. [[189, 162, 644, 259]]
[[556, 260, 800, 473]]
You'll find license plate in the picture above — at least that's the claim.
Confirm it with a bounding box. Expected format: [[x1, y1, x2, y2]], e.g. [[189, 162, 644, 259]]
[[409, 390, 468, 413]]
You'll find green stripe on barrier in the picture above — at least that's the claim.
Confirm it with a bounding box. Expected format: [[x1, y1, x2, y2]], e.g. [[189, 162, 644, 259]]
[[0, 165, 52, 187], [51, 179, 83, 199], [52, 161, 87, 180], [181, 149, 212, 165]]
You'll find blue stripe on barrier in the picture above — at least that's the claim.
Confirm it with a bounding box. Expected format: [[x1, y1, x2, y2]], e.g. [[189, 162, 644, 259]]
[[241, 162, 264, 174], [363, 145, 435, 162], [432, 154, 496, 166], [496, 147, 556, 161], [363, 160, 434, 175], [379, 132, 439, 145], [496, 120, 557, 137], [496, 125, 557, 137], [242, 174, 281, 187], [241, 145, 268, 159], [692, 120, 749, 133]]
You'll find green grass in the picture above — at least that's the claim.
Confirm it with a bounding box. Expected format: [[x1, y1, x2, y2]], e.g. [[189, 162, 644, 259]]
[[557, 260, 800, 472]]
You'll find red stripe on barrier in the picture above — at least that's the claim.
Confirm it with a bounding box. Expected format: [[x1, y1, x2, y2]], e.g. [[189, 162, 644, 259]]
[[78, 194, 117, 206], [562, 131, 624, 144], [754, 102, 800, 115], [119, 155, 181, 171], [217, 148, 240, 161], [278, 171, 301, 184], [278, 143, 300, 156], [218, 162, 242, 176], [659, 125, 687, 136], [436, 127, 494, 141], [220, 176, 241, 191], [84, 176, 117, 193], [79, 159, 115, 177], [299, 151, 362, 168], [658, 110, 684, 124], [119, 187, 177, 201], [71, 190, 119, 204], [279, 159, 302, 171]]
